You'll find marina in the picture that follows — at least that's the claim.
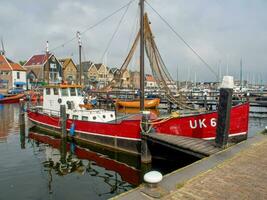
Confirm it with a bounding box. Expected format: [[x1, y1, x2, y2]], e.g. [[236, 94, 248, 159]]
[[0, 0, 267, 199]]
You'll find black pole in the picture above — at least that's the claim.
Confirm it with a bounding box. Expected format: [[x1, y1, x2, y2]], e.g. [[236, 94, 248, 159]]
[[215, 76, 233, 148], [140, 0, 145, 111]]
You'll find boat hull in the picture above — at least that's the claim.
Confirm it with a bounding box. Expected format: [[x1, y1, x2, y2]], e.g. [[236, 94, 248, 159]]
[[28, 103, 249, 154], [0, 93, 25, 104], [116, 98, 160, 108], [28, 111, 141, 154]]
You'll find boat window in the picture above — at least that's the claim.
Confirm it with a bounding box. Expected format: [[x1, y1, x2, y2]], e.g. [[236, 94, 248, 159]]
[[82, 116, 88, 121], [61, 88, 68, 96], [77, 88, 82, 96], [70, 88, 76, 96], [110, 114, 113, 118], [73, 115, 78, 120], [93, 116, 96, 120], [46, 88, 50, 95], [53, 88, 59, 95], [102, 115, 106, 119]]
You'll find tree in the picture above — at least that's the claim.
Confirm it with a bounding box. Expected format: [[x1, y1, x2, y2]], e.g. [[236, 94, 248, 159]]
[[19, 60, 27, 66]]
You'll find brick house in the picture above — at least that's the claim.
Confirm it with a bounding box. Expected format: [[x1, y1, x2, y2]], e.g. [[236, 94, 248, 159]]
[[0, 54, 26, 93]]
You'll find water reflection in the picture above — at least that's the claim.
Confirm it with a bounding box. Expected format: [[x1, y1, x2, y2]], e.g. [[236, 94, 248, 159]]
[[0, 104, 20, 142], [28, 131, 140, 196]]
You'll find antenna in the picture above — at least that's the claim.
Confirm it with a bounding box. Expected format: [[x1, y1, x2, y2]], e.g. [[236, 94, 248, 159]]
[[0, 37, 5, 55], [46, 41, 49, 53]]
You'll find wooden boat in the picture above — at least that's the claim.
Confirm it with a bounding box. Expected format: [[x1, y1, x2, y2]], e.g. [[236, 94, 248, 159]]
[[116, 98, 160, 109], [0, 93, 25, 104], [27, 1, 249, 155], [28, 101, 249, 155]]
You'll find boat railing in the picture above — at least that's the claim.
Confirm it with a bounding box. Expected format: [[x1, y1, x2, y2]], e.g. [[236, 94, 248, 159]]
[[29, 106, 60, 117]]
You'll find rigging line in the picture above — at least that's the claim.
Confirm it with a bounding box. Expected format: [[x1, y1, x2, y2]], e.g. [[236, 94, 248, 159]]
[[50, 0, 136, 52], [145, 1, 218, 79], [125, 6, 139, 58], [100, 0, 132, 63]]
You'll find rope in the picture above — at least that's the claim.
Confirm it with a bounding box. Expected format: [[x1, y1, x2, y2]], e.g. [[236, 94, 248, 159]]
[[50, 0, 136, 52], [145, 1, 218, 79]]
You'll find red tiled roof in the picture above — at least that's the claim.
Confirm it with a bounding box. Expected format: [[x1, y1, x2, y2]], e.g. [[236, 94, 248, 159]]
[[24, 54, 51, 66], [145, 74, 156, 82], [0, 55, 12, 71], [0, 55, 25, 71], [10, 63, 26, 71]]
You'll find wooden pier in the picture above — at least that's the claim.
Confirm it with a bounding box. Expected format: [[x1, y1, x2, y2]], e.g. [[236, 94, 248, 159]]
[[113, 132, 267, 200], [144, 133, 221, 158]]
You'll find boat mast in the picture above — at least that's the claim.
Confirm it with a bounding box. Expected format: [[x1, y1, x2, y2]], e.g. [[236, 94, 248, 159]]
[[77, 31, 82, 85], [240, 58, 242, 90], [140, 0, 145, 110]]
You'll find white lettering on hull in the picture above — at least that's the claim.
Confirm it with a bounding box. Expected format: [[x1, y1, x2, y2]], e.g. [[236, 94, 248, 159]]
[[189, 118, 217, 129]]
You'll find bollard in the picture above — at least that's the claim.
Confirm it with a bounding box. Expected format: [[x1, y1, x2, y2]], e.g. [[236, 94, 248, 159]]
[[141, 111, 152, 163], [60, 105, 67, 138], [141, 171, 167, 198], [215, 76, 233, 148]]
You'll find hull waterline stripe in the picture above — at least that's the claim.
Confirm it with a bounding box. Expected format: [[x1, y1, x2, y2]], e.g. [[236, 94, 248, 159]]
[[203, 131, 247, 140], [29, 117, 141, 141]]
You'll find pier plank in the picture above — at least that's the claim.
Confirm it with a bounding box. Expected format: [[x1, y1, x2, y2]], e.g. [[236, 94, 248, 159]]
[[145, 133, 221, 157]]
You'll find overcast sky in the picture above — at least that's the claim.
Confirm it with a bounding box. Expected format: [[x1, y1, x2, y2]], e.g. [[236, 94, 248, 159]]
[[1, 0, 267, 83]]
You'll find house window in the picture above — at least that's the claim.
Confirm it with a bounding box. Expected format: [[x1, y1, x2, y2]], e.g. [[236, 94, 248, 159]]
[[49, 63, 58, 83], [46, 88, 51, 95], [53, 88, 59, 95], [17, 72, 20, 79]]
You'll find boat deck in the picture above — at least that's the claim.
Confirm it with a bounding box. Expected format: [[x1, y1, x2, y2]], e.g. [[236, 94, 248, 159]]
[[144, 133, 221, 158]]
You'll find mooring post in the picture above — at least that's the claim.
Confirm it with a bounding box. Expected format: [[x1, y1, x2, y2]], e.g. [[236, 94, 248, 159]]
[[215, 76, 234, 148], [141, 111, 152, 163], [19, 99, 26, 149], [60, 105, 67, 138]]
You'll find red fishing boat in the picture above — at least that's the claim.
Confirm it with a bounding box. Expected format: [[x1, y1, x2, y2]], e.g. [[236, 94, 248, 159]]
[[0, 93, 25, 104], [27, 2, 249, 155], [27, 87, 249, 155]]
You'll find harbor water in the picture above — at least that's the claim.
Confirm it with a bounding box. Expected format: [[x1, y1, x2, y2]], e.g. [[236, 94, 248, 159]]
[[0, 104, 266, 200], [0, 104, 199, 200]]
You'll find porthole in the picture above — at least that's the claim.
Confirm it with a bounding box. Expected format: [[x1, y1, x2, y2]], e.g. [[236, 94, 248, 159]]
[[110, 114, 113, 118], [93, 116, 96, 120], [103, 115, 106, 119]]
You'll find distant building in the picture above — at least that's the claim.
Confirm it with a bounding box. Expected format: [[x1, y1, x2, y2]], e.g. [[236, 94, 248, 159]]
[[24, 54, 63, 86], [130, 71, 140, 89], [145, 74, 157, 88], [0, 54, 26, 93], [58, 58, 78, 84]]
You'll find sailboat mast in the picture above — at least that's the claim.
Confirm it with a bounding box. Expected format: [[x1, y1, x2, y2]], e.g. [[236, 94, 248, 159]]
[[240, 58, 242, 90], [140, 0, 145, 110]]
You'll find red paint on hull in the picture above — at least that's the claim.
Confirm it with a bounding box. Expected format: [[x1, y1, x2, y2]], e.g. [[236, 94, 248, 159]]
[[0, 94, 25, 104], [28, 103, 249, 141]]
